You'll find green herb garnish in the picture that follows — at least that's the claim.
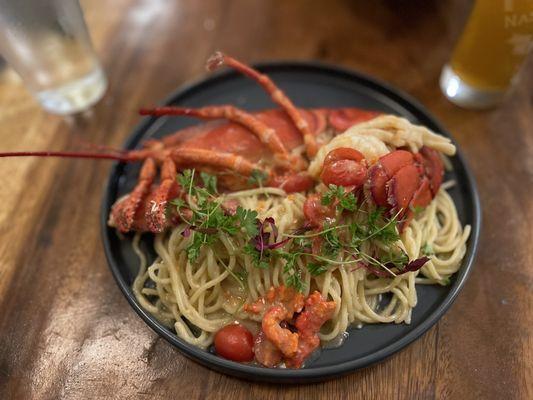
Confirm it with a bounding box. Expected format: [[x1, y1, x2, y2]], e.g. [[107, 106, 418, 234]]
[[307, 262, 328, 276], [321, 184, 358, 212], [172, 169, 423, 291], [421, 242, 434, 256], [236, 206, 259, 237], [248, 169, 268, 187]]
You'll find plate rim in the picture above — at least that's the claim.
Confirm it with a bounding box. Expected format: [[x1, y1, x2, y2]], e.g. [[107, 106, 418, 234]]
[[101, 61, 481, 382]]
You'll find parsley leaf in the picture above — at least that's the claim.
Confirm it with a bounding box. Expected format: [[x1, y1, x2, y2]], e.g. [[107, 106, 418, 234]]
[[285, 269, 305, 292], [244, 243, 270, 269], [173, 169, 265, 262], [307, 262, 327, 276], [321, 184, 344, 206], [293, 236, 312, 251], [277, 250, 305, 292], [200, 171, 218, 195], [321, 184, 358, 212], [236, 206, 259, 236], [339, 192, 357, 212], [178, 169, 194, 193], [186, 232, 205, 262], [321, 222, 342, 258], [170, 198, 186, 208], [364, 208, 400, 244]]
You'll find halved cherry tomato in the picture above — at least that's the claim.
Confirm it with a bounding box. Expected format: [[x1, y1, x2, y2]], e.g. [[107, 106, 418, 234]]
[[214, 324, 254, 362], [323, 147, 365, 166], [303, 194, 335, 227], [321, 159, 367, 187]]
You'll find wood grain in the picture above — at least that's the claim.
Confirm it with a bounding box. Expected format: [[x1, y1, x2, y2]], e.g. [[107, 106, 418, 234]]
[[0, 1, 531, 399]]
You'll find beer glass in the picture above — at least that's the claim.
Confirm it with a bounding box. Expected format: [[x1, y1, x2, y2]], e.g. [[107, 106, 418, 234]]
[[0, 0, 107, 115], [440, 0, 533, 109]]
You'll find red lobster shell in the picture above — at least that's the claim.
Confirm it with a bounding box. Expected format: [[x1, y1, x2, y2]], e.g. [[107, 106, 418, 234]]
[[0, 52, 443, 234]]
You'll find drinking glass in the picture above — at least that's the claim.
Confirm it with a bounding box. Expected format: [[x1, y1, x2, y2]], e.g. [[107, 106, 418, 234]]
[[0, 0, 107, 115], [440, 0, 533, 109]]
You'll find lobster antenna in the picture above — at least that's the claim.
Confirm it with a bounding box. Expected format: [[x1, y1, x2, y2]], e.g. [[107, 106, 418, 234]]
[[0, 151, 133, 161]]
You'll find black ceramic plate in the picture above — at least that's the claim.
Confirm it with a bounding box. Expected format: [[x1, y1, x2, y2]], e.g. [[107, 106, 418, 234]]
[[101, 62, 481, 383]]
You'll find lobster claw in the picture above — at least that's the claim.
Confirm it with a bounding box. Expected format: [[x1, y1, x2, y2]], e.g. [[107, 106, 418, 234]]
[[109, 158, 157, 233], [109, 157, 180, 233]]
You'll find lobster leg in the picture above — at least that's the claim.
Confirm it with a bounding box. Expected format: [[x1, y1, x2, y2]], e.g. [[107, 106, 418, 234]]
[[139, 106, 304, 169], [207, 52, 318, 158], [170, 147, 265, 177], [109, 158, 157, 232], [145, 157, 180, 233]]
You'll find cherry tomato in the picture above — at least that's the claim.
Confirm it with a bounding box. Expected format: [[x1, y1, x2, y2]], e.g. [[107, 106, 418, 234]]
[[214, 324, 254, 362], [303, 194, 335, 227], [321, 159, 367, 187], [323, 147, 365, 166]]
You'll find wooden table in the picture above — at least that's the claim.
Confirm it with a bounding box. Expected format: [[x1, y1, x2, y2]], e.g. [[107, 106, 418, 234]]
[[0, 1, 531, 399]]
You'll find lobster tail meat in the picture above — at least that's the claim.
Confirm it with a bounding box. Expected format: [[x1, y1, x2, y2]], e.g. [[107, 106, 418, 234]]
[[366, 146, 444, 230], [366, 150, 414, 207], [309, 144, 445, 231], [387, 163, 420, 213], [416, 146, 444, 196]]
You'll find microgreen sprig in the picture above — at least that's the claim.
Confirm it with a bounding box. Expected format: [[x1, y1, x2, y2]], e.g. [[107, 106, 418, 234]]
[[170, 169, 428, 291]]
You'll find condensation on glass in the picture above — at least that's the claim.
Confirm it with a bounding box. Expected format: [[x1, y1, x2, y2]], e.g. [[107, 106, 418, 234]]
[[0, 0, 107, 114]]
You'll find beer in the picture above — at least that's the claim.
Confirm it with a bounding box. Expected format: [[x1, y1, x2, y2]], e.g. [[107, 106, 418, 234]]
[[441, 0, 533, 108]]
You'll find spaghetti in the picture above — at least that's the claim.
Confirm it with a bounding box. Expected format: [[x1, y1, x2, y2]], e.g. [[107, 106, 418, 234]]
[[131, 116, 470, 367], [133, 185, 469, 348]]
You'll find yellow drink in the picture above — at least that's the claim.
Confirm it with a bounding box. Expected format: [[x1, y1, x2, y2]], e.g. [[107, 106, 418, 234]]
[[441, 0, 533, 108], [451, 0, 533, 91]]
